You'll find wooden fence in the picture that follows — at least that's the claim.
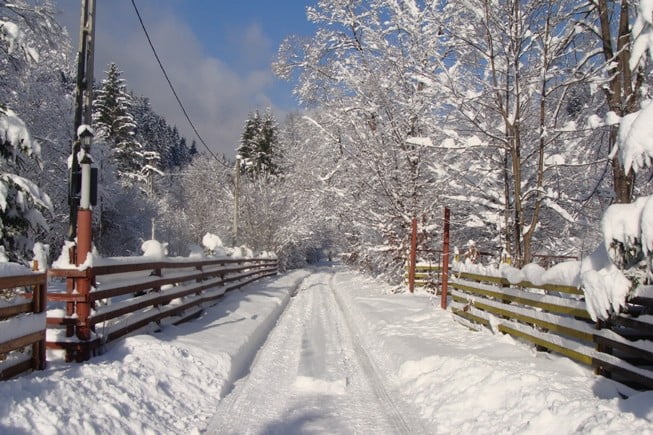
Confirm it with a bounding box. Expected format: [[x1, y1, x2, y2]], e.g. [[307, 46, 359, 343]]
[[435, 268, 653, 390], [0, 272, 47, 380], [47, 257, 278, 362]]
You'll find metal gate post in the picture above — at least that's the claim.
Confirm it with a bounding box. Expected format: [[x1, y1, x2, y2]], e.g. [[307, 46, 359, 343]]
[[75, 209, 93, 361], [441, 208, 450, 309], [409, 217, 418, 293]]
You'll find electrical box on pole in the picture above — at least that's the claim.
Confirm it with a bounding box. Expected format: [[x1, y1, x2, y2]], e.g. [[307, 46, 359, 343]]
[[69, 167, 98, 207]]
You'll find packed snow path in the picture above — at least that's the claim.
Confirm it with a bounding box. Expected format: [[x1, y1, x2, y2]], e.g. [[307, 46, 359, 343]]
[[2, 266, 652, 434], [206, 270, 424, 434]]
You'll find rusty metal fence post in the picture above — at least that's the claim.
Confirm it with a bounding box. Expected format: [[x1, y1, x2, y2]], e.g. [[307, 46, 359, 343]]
[[409, 217, 418, 293], [32, 277, 47, 370], [441, 208, 450, 309]]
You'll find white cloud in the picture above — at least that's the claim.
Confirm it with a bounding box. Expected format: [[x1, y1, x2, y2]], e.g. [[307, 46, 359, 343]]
[[58, 0, 284, 157]]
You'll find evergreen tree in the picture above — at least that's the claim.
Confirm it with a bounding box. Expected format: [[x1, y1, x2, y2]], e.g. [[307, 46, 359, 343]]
[[237, 111, 261, 172], [0, 1, 59, 263], [132, 95, 165, 172], [237, 108, 280, 176], [259, 109, 280, 174], [189, 140, 198, 158], [93, 63, 143, 181]]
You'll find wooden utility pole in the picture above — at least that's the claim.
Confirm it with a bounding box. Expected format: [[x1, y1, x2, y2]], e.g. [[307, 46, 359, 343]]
[[68, 0, 96, 241], [233, 158, 241, 247], [70, 0, 96, 360]]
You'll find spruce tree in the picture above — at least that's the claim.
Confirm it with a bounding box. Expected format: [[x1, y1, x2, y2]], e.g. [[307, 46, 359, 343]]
[[93, 63, 143, 181], [189, 140, 198, 157], [237, 108, 280, 176], [237, 110, 261, 173]]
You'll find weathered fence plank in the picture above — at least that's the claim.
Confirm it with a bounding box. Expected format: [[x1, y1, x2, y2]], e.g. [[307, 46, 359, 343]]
[[0, 272, 47, 380], [47, 257, 278, 362]]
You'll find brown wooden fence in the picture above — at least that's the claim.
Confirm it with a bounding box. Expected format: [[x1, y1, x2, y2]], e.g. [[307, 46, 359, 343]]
[[445, 270, 653, 390], [0, 272, 47, 380], [47, 257, 278, 362]]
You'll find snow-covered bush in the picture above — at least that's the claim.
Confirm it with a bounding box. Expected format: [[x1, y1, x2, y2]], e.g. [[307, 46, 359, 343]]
[[202, 233, 228, 257], [141, 239, 168, 259]]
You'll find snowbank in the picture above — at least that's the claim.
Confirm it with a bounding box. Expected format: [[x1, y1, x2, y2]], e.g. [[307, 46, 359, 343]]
[[332, 270, 653, 433], [1, 267, 651, 433], [0, 270, 310, 433], [0, 261, 30, 277], [202, 233, 228, 257]]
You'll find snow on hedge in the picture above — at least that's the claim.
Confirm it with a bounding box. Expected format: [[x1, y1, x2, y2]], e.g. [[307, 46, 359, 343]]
[[452, 260, 581, 288], [451, 252, 635, 322], [580, 245, 633, 322]]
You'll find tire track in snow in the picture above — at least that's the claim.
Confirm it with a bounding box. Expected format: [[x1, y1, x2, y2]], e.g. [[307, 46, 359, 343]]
[[205, 269, 425, 434], [329, 271, 427, 435], [206, 272, 339, 433], [203, 272, 313, 433]]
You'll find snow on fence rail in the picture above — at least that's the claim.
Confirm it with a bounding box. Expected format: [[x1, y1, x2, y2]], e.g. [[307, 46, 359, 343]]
[[444, 269, 653, 390], [46, 257, 278, 362], [0, 272, 47, 380]]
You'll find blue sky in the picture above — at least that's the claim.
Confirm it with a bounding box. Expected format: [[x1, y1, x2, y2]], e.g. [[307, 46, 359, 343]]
[[56, 0, 316, 156]]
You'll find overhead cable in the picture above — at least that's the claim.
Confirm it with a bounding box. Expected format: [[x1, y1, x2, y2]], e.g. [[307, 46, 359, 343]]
[[130, 0, 228, 166]]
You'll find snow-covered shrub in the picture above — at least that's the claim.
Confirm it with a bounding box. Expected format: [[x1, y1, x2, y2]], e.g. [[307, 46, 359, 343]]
[[141, 239, 168, 259], [202, 233, 228, 257]]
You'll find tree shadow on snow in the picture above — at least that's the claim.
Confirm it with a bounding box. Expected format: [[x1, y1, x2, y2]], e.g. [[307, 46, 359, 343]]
[[592, 376, 653, 420], [260, 409, 349, 435]]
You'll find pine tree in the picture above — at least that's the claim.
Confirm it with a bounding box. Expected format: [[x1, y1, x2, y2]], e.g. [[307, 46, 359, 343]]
[[237, 108, 280, 176], [259, 109, 280, 175], [93, 63, 143, 181], [237, 110, 261, 173], [189, 140, 198, 158]]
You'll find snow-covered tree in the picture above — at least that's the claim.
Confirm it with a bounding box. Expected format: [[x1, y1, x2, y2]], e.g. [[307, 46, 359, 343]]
[[579, 0, 653, 321], [94, 63, 143, 182], [275, 0, 480, 277], [274, 0, 631, 272], [237, 108, 281, 176], [0, 0, 63, 263]]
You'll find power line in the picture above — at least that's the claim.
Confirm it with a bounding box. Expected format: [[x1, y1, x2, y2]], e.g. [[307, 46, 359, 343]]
[[129, 0, 228, 167]]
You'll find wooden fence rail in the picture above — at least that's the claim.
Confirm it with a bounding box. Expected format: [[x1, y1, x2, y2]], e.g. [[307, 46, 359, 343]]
[[445, 270, 653, 390], [47, 257, 278, 362], [0, 273, 47, 380]]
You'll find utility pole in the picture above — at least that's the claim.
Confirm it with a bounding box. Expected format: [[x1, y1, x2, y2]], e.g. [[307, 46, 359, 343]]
[[69, 0, 96, 354], [233, 157, 240, 247], [68, 0, 96, 242]]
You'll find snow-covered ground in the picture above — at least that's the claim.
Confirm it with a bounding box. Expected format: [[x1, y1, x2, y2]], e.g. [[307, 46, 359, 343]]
[[2, 265, 653, 434]]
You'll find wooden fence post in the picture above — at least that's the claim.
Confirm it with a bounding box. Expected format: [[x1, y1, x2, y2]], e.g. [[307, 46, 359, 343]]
[[409, 217, 418, 293], [441, 207, 450, 309]]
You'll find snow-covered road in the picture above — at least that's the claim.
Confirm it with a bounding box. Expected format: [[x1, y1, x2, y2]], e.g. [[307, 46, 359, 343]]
[[207, 270, 423, 434], [2, 265, 653, 434]]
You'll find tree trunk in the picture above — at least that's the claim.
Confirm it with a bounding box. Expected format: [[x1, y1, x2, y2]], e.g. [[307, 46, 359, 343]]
[[595, 0, 637, 203]]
